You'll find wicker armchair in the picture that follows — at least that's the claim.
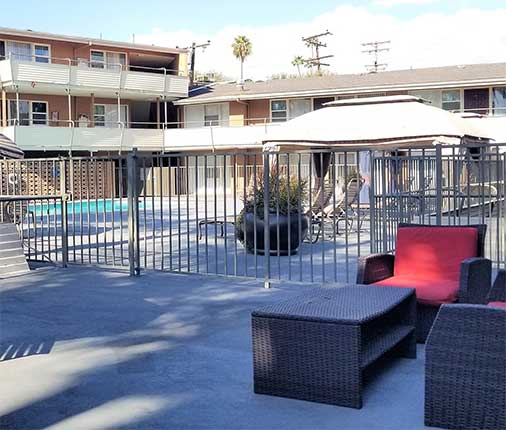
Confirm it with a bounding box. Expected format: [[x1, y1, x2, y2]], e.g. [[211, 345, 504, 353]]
[[425, 303, 506, 430], [487, 269, 506, 304], [357, 223, 491, 342]]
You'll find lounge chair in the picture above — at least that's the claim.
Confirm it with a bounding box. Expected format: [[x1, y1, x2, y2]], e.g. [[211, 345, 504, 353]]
[[308, 176, 364, 243], [357, 223, 491, 342]]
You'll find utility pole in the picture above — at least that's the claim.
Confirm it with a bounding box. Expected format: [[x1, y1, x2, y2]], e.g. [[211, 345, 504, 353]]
[[361, 40, 390, 73], [302, 30, 333, 73], [184, 40, 211, 86]]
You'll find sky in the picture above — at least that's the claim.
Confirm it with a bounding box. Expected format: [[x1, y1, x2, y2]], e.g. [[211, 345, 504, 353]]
[[3, 0, 506, 80]]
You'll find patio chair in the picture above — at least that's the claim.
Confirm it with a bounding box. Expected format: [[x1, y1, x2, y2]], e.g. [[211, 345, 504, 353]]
[[307, 177, 364, 243], [425, 302, 506, 430], [305, 180, 337, 243], [486, 269, 506, 307], [356, 223, 491, 342]]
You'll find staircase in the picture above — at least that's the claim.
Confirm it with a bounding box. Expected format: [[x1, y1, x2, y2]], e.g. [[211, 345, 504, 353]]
[[0, 223, 30, 278]]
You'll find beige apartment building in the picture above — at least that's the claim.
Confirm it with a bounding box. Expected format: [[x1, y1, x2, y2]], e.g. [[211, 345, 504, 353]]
[[0, 27, 189, 155], [175, 63, 506, 127]]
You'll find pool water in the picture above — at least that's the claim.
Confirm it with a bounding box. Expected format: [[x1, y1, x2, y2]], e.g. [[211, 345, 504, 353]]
[[28, 199, 145, 216]]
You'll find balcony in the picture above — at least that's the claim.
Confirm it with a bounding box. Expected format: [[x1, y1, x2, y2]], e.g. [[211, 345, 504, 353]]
[[0, 56, 188, 100]]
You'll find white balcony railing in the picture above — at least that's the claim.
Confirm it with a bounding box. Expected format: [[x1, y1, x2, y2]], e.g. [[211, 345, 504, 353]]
[[0, 55, 188, 98], [1, 122, 275, 153], [3, 112, 505, 154]]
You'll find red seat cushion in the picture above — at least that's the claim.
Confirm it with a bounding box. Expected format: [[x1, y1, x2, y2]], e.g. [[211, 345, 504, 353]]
[[372, 226, 478, 305], [488, 301, 506, 308], [374, 276, 459, 305]]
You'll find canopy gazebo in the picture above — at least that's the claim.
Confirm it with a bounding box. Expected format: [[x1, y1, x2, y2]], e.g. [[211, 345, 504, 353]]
[[261, 95, 495, 203], [0, 133, 24, 159]]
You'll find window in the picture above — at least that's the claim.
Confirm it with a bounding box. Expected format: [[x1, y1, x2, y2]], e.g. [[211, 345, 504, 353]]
[[5, 41, 31, 61], [8, 100, 47, 125], [106, 52, 126, 71], [34, 45, 50, 63], [90, 51, 105, 69], [0, 41, 5, 60], [204, 105, 220, 126], [90, 50, 127, 70], [94, 104, 128, 127], [442, 90, 461, 111], [271, 99, 311, 122], [271, 100, 288, 122], [93, 105, 106, 126], [8, 100, 29, 125], [31, 102, 48, 125], [492, 87, 506, 116], [288, 99, 311, 119]]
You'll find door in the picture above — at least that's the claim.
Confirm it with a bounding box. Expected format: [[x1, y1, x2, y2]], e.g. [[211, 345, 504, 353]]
[[464, 89, 489, 114]]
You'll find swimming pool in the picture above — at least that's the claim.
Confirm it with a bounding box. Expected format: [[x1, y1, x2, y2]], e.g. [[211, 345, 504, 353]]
[[28, 199, 145, 216]]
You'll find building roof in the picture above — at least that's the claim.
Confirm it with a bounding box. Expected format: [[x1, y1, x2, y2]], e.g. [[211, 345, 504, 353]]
[[175, 62, 506, 105], [0, 27, 186, 55]]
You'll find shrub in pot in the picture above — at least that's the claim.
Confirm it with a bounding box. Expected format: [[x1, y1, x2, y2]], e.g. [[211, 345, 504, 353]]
[[236, 171, 308, 255]]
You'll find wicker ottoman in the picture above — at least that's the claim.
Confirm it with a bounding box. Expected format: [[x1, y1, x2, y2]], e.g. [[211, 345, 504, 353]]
[[252, 286, 416, 408]]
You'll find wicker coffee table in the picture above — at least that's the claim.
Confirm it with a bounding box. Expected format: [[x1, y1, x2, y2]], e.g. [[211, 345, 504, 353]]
[[251, 285, 416, 408]]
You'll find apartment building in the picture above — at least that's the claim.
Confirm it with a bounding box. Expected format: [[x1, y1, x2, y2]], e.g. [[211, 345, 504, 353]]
[[175, 63, 506, 127], [0, 27, 189, 155]]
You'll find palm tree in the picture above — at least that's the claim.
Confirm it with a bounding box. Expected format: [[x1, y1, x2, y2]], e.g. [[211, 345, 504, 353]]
[[232, 35, 252, 83], [291, 56, 305, 77]]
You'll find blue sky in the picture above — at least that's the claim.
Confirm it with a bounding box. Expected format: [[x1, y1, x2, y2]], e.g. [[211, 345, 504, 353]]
[[2, 0, 504, 42], [3, 1, 505, 79]]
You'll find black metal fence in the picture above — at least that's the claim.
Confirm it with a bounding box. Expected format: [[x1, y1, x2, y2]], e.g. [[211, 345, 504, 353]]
[[1, 142, 504, 283]]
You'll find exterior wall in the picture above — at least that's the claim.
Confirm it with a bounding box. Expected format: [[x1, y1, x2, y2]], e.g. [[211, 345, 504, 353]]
[[0, 33, 181, 70], [229, 101, 248, 126], [2, 93, 133, 125], [247, 99, 269, 124], [182, 85, 505, 128]]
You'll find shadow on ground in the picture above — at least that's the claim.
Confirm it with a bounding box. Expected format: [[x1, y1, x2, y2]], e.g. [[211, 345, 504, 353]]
[[0, 265, 426, 430]]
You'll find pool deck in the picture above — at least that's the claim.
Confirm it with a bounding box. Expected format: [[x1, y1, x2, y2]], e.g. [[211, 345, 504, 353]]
[[1, 265, 431, 430]]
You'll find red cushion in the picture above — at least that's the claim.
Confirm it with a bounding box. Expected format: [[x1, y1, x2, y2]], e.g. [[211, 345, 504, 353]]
[[488, 301, 506, 308], [394, 227, 478, 282], [373, 276, 459, 305]]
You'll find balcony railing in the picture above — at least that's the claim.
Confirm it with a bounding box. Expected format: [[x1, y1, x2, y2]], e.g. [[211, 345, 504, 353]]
[[0, 54, 188, 98]]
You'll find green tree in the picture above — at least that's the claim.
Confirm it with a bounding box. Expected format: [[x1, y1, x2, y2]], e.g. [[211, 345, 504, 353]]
[[232, 35, 252, 83], [291, 56, 305, 77]]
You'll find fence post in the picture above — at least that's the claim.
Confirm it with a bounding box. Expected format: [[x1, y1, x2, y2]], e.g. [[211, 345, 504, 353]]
[[128, 148, 141, 276], [368, 150, 376, 253], [435, 144, 443, 225], [61, 193, 69, 267], [59, 159, 69, 267], [263, 150, 271, 288]]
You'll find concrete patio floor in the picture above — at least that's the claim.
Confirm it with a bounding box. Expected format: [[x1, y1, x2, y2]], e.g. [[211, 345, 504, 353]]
[[1, 266, 429, 430]]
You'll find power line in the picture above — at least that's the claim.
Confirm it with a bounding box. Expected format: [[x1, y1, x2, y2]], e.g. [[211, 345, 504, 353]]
[[361, 40, 390, 73], [302, 30, 334, 72], [182, 41, 211, 86]]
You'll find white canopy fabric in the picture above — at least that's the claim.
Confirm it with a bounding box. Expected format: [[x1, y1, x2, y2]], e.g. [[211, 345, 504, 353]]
[[461, 115, 506, 152], [0, 133, 24, 159], [262, 95, 492, 149]]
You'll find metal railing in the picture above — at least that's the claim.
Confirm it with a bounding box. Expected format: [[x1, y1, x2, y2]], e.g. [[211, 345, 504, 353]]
[[1, 143, 504, 281], [0, 53, 185, 76], [0, 194, 69, 265]]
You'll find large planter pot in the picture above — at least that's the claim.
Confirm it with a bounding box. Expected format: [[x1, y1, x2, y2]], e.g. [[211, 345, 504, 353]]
[[236, 211, 309, 255]]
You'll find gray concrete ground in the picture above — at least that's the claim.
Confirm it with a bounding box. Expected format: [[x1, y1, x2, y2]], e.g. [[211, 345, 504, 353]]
[[1, 266, 428, 430]]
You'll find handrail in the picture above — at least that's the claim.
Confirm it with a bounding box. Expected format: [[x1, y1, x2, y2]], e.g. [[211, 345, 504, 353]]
[[0, 194, 67, 202]]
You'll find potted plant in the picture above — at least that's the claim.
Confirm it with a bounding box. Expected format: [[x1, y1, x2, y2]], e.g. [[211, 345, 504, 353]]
[[236, 171, 308, 255]]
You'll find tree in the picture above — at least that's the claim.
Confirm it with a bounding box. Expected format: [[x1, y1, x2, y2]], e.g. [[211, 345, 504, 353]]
[[232, 35, 252, 83], [291, 56, 305, 77]]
